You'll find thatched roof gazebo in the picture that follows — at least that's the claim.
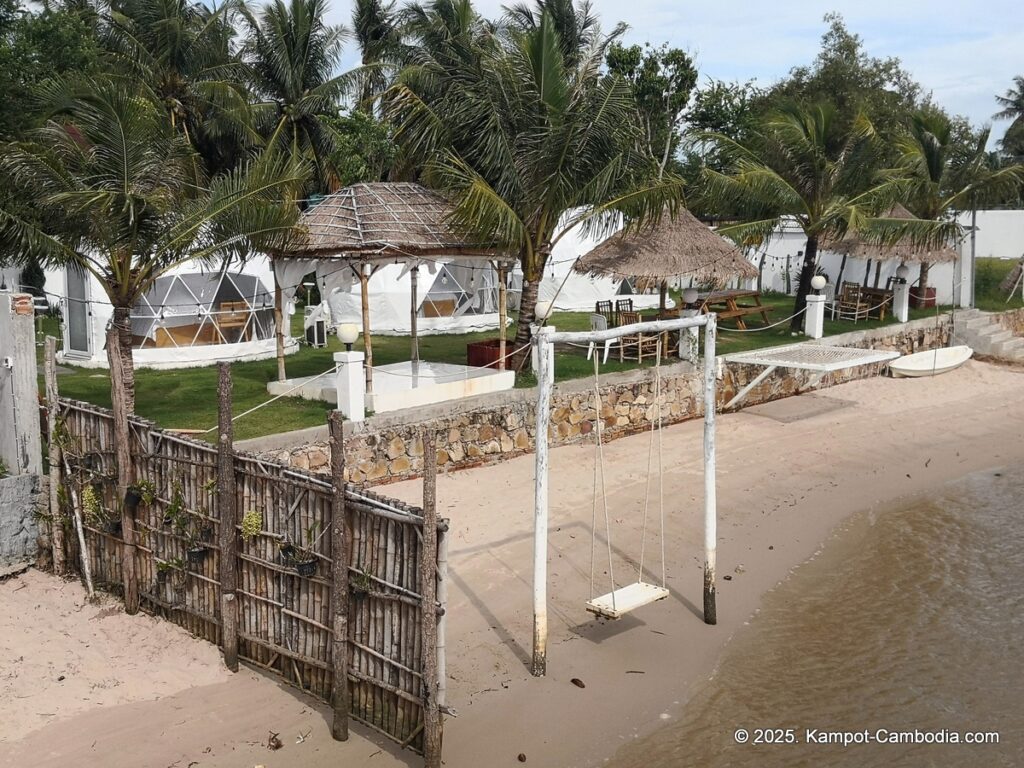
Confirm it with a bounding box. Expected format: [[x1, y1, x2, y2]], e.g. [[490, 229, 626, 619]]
[[274, 182, 507, 390], [575, 207, 758, 309], [824, 204, 958, 264]]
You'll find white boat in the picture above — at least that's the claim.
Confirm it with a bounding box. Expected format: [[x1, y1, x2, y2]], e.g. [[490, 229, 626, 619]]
[[890, 345, 973, 378]]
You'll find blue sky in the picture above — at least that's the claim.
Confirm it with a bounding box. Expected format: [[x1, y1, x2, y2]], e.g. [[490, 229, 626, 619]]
[[326, 0, 1023, 145]]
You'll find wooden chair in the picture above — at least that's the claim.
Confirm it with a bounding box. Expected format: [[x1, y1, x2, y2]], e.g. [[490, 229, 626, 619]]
[[595, 300, 615, 327], [618, 311, 660, 363], [835, 283, 869, 323], [615, 298, 634, 320]]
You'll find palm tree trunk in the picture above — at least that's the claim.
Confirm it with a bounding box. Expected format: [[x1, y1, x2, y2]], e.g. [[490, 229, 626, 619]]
[[916, 261, 931, 308], [106, 304, 140, 615], [513, 249, 545, 371], [108, 305, 136, 415], [790, 237, 818, 333]]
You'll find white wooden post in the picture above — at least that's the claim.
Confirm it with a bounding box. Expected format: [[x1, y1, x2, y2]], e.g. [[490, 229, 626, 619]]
[[702, 316, 717, 625], [531, 327, 553, 677], [334, 350, 366, 422], [804, 294, 825, 339]]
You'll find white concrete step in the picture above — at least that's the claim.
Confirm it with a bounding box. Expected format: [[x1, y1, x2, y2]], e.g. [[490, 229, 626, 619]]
[[993, 337, 1024, 358]]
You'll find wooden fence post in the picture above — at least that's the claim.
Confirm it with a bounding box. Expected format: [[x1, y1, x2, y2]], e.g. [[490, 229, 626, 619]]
[[44, 337, 66, 575], [328, 411, 351, 741], [420, 430, 442, 767], [107, 324, 139, 614], [217, 363, 239, 672]]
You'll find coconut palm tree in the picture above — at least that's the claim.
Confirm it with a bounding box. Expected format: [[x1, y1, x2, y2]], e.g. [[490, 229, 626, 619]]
[[0, 79, 306, 414], [104, 0, 254, 174], [993, 76, 1024, 130], [352, 0, 401, 110], [241, 0, 351, 191], [893, 110, 1024, 299], [701, 102, 921, 331], [504, 0, 620, 69], [388, 0, 681, 359]]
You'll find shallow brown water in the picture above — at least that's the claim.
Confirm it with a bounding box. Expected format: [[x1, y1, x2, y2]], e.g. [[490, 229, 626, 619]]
[[609, 468, 1024, 768]]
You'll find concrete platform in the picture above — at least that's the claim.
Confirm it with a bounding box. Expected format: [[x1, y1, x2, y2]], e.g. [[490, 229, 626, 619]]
[[267, 361, 515, 415]]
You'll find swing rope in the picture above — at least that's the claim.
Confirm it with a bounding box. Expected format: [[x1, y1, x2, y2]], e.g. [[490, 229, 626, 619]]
[[589, 340, 668, 614], [589, 351, 616, 609]]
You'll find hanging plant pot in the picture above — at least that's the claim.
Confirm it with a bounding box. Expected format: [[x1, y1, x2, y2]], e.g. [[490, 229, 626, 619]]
[[199, 523, 215, 544], [186, 545, 208, 564], [294, 557, 317, 578], [105, 519, 123, 537]]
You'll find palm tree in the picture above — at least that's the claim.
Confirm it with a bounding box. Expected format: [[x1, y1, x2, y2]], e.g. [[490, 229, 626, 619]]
[[241, 0, 351, 191], [389, 1, 681, 359], [994, 76, 1024, 158], [701, 103, 913, 331], [0, 79, 305, 414], [104, 0, 253, 174], [893, 111, 1024, 298], [352, 0, 401, 110], [504, 0, 621, 69]]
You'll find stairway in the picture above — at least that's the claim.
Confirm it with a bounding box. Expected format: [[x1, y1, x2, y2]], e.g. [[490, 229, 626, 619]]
[[954, 309, 1024, 363]]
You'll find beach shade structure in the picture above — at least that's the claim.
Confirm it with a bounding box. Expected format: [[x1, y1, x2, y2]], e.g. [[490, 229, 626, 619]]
[[275, 182, 507, 389], [822, 203, 959, 290], [574, 206, 758, 310]]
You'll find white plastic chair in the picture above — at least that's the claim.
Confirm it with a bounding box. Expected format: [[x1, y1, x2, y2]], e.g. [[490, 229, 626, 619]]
[[586, 313, 614, 364]]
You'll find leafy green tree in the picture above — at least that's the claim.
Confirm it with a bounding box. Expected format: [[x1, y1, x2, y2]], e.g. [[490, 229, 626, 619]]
[[892, 110, 1024, 293], [504, 0, 618, 69], [389, 0, 681, 359], [702, 103, 924, 332], [758, 13, 927, 151], [326, 109, 396, 186], [605, 42, 697, 179], [241, 0, 352, 192], [0, 79, 306, 414]]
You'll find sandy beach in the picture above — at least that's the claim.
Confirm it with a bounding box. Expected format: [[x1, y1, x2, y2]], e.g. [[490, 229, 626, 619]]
[[3, 359, 1024, 768]]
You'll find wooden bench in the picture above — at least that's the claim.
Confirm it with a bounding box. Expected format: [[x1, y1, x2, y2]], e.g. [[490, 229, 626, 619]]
[[716, 305, 774, 323]]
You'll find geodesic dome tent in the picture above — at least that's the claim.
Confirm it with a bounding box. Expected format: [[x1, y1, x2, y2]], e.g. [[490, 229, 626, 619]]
[[130, 271, 275, 350]]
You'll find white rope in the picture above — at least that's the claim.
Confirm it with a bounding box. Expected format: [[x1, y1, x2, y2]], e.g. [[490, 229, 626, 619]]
[[717, 306, 808, 333], [634, 339, 667, 585], [589, 352, 616, 610]]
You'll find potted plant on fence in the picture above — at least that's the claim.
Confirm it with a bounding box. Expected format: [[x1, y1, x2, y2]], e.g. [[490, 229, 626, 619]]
[[278, 523, 320, 577], [82, 484, 121, 536]]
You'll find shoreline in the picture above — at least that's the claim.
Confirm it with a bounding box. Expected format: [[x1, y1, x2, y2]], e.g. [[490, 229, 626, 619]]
[[3, 360, 1024, 768]]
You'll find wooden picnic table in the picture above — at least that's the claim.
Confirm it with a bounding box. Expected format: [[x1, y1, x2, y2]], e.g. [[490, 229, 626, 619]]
[[857, 286, 894, 321], [696, 289, 773, 330]]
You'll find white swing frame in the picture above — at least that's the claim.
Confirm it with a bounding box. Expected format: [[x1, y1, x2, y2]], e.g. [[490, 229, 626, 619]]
[[530, 314, 719, 677]]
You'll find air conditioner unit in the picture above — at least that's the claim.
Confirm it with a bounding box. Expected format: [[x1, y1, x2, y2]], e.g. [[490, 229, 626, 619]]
[[305, 318, 327, 348]]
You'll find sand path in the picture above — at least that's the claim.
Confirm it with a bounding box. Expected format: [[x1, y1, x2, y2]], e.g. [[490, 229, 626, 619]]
[[3, 360, 1023, 768]]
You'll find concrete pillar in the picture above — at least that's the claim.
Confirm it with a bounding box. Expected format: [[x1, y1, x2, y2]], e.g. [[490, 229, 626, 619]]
[[893, 281, 910, 323], [530, 325, 555, 374], [0, 293, 43, 475], [680, 308, 700, 364], [334, 350, 366, 422], [804, 294, 825, 339]]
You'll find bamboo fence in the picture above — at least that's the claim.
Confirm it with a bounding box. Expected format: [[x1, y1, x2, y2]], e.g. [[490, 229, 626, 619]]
[[50, 396, 447, 753]]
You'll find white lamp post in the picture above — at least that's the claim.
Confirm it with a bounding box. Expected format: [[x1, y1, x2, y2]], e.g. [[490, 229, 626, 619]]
[[334, 323, 365, 421], [805, 275, 827, 339]]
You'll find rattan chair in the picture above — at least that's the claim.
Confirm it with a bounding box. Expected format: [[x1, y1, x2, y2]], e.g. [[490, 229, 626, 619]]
[[618, 311, 661, 362]]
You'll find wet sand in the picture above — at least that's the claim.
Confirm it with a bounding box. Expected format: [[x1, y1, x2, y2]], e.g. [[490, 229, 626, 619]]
[[3, 360, 1024, 768]]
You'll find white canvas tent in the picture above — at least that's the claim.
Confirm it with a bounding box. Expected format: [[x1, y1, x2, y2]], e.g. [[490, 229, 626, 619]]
[[44, 256, 293, 369], [516, 216, 669, 312]]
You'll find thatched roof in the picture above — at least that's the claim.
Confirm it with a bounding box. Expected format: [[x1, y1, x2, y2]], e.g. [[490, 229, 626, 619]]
[[823, 204, 959, 263], [574, 207, 758, 284], [289, 182, 499, 259]]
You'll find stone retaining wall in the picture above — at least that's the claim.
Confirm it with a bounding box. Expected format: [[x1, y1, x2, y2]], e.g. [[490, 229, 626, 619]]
[[994, 307, 1024, 335], [245, 315, 953, 485]]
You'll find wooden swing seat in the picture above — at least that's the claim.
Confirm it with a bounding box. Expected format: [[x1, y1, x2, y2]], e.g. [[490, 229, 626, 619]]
[[585, 581, 670, 620]]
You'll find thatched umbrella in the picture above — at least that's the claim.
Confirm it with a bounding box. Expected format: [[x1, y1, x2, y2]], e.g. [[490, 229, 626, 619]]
[[575, 207, 758, 310], [823, 204, 959, 289], [278, 182, 505, 388]]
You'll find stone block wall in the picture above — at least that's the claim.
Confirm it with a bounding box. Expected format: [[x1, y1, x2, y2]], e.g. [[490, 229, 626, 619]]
[[251, 315, 953, 486], [994, 307, 1024, 335], [0, 473, 41, 568]]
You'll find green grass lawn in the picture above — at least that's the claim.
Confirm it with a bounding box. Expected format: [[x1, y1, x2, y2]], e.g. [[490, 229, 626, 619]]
[[39, 259, 1019, 441]]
